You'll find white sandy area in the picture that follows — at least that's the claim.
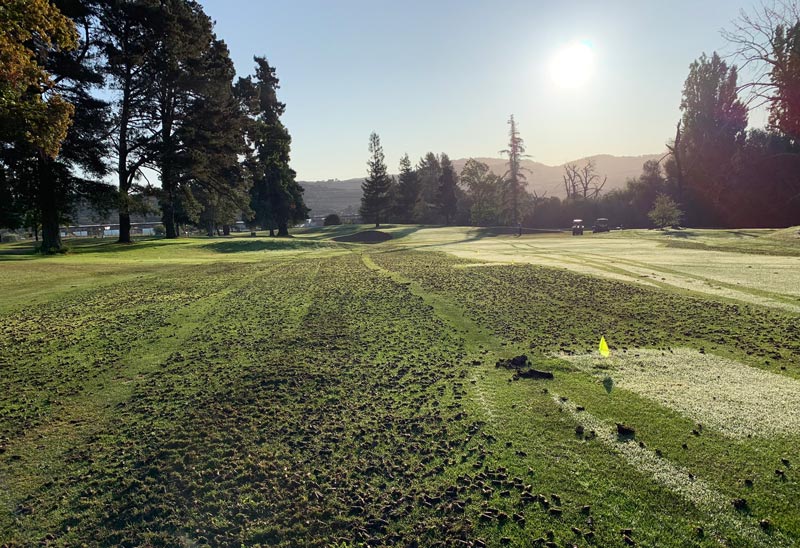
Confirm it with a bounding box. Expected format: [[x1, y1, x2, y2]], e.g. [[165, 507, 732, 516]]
[[564, 348, 800, 439]]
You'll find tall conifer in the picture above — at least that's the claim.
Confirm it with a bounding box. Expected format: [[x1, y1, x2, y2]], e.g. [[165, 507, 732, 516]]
[[360, 132, 392, 228]]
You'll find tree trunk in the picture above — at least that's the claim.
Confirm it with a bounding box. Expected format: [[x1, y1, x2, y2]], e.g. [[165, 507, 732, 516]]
[[222, 224, 230, 235], [163, 199, 177, 238], [119, 212, 131, 243], [40, 213, 61, 252], [277, 222, 289, 237], [117, 67, 132, 244], [670, 121, 686, 221], [37, 157, 62, 253], [206, 219, 214, 237], [160, 89, 178, 239]]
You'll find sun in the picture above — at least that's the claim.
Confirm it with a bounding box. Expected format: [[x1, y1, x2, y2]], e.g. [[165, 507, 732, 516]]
[[549, 41, 595, 89]]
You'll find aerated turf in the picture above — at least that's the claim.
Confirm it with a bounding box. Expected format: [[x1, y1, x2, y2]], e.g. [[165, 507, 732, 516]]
[[1, 235, 798, 547]]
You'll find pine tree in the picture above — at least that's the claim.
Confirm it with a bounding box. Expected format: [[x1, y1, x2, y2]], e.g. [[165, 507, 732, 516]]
[[238, 57, 307, 237], [178, 39, 249, 236], [394, 153, 419, 223], [501, 115, 528, 225], [360, 132, 392, 228], [99, 0, 161, 243], [414, 152, 441, 223], [770, 23, 800, 141], [150, 0, 216, 239], [436, 153, 458, 225]]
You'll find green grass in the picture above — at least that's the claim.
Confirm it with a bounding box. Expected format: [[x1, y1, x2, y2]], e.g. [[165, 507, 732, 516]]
[[1, 228, 798, 546]]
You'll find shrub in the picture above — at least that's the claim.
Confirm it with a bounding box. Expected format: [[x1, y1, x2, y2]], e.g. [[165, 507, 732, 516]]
[[153, 224, 166, 235], [1, 233, 19, 243], [648, 194, 682, 229], [324, 214, 342, 226]]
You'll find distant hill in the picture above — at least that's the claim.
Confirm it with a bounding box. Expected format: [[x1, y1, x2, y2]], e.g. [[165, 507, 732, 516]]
[[299, 153, 664, 216], [450, 153, 666, 198], [300, 178, 364, 217]]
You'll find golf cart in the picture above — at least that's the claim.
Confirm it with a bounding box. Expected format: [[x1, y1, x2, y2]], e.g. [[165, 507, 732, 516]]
[[572, 219, 584, 236], [592, 218, 610, 233]]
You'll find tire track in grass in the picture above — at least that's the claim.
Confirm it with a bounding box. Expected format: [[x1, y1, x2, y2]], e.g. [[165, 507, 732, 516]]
[[0, 261, 285, 535], [361, 252, 501, 422], [470, 373, 497, 422], [575, 251, 800, 314], [369, 250, 800, 544], [446, 240, 800, 312], [551, 392, 792, 547], [445, 244, 664, 288]]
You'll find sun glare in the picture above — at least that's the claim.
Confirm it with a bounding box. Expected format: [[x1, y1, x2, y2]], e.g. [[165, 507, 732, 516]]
[[550, 41, 595, 89]]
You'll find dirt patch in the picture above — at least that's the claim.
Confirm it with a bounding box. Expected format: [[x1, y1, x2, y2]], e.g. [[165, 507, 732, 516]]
[[495, 355, 554, 380], [333, 230, 393, 244]]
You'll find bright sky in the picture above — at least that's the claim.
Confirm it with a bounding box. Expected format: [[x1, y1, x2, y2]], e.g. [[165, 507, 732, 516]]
[[201, 0, 767, 181]]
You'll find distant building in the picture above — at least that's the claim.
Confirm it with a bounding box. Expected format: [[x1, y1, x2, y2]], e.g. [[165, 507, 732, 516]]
[[60, 221, 163, 238]]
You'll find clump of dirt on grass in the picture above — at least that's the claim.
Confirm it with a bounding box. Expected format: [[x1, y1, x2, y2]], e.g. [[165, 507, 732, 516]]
[[332, 230, 392, 244], [495, 355, 554, 380]]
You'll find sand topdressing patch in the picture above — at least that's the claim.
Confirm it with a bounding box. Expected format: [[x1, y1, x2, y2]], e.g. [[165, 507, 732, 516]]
[[564, 348, 800, 439]]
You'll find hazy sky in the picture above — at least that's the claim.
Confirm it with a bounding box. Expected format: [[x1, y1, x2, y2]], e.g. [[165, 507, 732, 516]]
[[201, 0, 766, 181]]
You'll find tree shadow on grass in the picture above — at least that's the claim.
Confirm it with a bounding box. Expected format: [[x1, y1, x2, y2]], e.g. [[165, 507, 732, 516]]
[[660, 229, 701, 239], [294, 224, 423, 242], [201, 239, 334, 253], [0, 237, 171, 257], [379, 226, 561, 254], [0, 242, 36, 256]]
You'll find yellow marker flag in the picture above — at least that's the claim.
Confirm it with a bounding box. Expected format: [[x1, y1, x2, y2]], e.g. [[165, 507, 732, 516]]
[[599, 336, 610, 358]]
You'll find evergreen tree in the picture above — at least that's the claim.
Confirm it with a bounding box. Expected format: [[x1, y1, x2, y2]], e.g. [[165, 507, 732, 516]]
[[359, 132, 392, 227], [99, 0, 161, 243], [501, 115, 528, 225], [178, 39, 249, 236], [394, 153, 419, 223], [414, 152, 441, 223], [436, 153, 458, 225], [770, 23, 800, 142], [150, 0, 216, 239], [238, 57, 307, 237]]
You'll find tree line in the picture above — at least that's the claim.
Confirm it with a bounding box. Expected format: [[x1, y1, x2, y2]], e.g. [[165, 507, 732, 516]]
[[362, 3, 800, 231], [4, 1, 799, 250], [0, 0, 307, 253], [548, 6, 800, 230], [359, 116, 533, 228]]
